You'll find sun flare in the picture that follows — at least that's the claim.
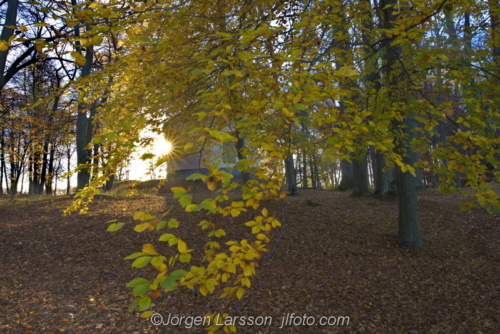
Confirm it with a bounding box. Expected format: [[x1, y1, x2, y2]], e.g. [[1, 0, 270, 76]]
[[151, 135, 173, 155]]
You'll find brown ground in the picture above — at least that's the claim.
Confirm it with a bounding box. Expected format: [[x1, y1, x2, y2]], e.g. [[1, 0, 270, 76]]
[[0, 187, 499, 333]]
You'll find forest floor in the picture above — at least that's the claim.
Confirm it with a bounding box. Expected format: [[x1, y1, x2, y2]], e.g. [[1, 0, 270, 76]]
[[0, 186, 499, 334]]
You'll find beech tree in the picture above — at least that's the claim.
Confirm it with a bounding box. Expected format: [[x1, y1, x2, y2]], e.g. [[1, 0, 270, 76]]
[[4, 0, 499, 331]]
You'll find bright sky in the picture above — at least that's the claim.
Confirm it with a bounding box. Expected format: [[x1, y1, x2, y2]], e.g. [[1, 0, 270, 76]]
[[127, 131, 172, 180]]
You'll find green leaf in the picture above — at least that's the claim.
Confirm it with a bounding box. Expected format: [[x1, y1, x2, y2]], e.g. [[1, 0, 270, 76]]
[[206, 280, 215, 293], [131, 256, 152, 268], [138, 296, 151, 311], [169, 269, 188, 280], [179, 253, 191, 263], [107, 222, 125, 232], [179, 194, 191, 207], [133, 283, 150, 296], [160, 276, 177, 291], [141, 311, 153, 318], [140, 153, 155, 160], [126, 278, 149, 288], [93, 135, 106, 144], [156, 220, 167, 229], [151, 256, 163, 266], [124, 252, 145, 260], [186, 173, 204, 180], [168, 219, 180, 228], [159, 233, 175, 242]]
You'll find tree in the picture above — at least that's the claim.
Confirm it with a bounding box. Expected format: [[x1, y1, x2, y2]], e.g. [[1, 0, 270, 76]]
[[10, 0, 498, 329]]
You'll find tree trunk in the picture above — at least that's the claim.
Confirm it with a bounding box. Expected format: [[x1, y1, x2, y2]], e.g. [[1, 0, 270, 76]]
[[0, 131, 4, 195], [74, 0, 95, 191], [381, 0, 423, 247], [39, 141, 49, 194], [352, 154, 370, 196], [302, 152, 308, 188], [309, 154, 318, 189], [285, 154, 297, 195], [339, 159, 353, 190], [313, 153, 320, 189], [67, 146, 71, 195], [105, 174, 115, 191], [45, 142, 55, 195], [0, 0, 19, 90]]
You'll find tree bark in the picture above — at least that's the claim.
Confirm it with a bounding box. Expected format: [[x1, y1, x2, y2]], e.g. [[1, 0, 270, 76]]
[[381, 0, 423, 247], [0, 130, 4, 195], [352, 154, 370, 196], [339, 159, 353, 190], [0, 0, 19, 90], [74, 0, 95, 191], [302, 152, 308, 188], [285, 154, 297, 195]]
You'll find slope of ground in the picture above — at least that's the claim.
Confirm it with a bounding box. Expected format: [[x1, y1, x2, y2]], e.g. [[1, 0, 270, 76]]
[[0, 188, 499, 333]]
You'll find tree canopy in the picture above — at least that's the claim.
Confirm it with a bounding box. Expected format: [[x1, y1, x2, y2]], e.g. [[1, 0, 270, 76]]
[[2, 0, 500, 331]]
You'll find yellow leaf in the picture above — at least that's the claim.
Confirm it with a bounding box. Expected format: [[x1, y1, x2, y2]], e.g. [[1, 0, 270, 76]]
[[184, 142, 193, 151], [134, 222, 150, 233], [142, 244, 157, 255], [19, 25, 28, 33], [261, 143, 273, 151], [236, 287, 245, 299], [179, 253, 191, 262], [206, 178, 217, 191], [293, 93, 302, 104], [34, 43, 45, 54], [230, 209, 240, 217], [244, 265, 253, 277], [262, 208, 268, 217], [241, 277, 251, 287], [70, 51, 87, 66], [133, 211, 145, 221], [227, 262, 236, 273], [185, 204, 197, 212], [0, 41, 8, 51], [177, 239, 187, 253], [338, 66, 357, 77]]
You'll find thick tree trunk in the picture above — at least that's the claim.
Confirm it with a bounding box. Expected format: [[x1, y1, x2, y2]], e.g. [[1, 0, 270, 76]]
[[381, 0, 423, 247], [0, 0, 19, 90], [394, 137, 422, 247], [285, 154, 297, 195], [374, 151, 393, 197], [74, 0, 95, 191], [339, 159, 353, 190], [285, 155, 297, 194], [352, 154, 370, 196], [105, 174, 115, 191]]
